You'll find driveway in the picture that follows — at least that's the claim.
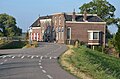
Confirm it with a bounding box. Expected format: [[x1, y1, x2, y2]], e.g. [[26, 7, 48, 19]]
[[0, 42, 77, 79]]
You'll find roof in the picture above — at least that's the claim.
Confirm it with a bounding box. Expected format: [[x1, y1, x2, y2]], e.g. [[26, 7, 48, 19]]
[[65, 14, 104, 22], [30, 13, 105, 27], [30, 15, 52, 27]]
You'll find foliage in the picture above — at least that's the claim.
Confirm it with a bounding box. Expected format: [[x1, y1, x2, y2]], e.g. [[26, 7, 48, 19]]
[[108, 34, 116, 48], [25, 31, 29, 41], [63, 46, 120, 79], [79, 0, 117, 25], [115, 25, 120, 53], [0, 41, 26, 49], [0, 13, 22, 37]]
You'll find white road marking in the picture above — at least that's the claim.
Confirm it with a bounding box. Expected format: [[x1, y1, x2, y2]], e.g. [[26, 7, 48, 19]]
[[40, 66, 43, 68], [42, 70, 46, 73], [39, 63, 41, 65], [2, 56, 6, 59], [53, 57, 57, 59], [21, 56, 24, 59], [50, 57, 52, 59], [40, 56, 43, 59], [36, 56, 39, 58], [0, 62, 3, 65], [31, 56, 34, 59], [12, 56, 15, 59], [47, 75, 53, 79]]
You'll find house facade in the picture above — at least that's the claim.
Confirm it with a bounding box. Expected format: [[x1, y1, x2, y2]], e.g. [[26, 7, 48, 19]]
[[29, 11, 106, 47]]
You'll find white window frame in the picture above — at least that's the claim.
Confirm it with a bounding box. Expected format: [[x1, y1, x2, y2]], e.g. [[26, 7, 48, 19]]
[[88, 30, 100, 40]]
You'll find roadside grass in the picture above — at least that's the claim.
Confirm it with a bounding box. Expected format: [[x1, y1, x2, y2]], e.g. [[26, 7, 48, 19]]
[[23, 41, 39, 48], [59, 46, 120, 79], [0, 41, 26, 49]]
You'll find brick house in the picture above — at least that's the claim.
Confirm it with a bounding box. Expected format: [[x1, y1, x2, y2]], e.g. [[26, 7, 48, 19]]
[[29, 11, 106, 47]]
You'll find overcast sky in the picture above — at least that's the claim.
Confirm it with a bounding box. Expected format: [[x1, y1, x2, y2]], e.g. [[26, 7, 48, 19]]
[[0, 0, 120, 33]]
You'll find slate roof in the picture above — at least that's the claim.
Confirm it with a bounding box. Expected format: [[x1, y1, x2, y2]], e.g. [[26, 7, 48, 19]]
[[65, 15, 104, 22], [30, 13, 104, 27]]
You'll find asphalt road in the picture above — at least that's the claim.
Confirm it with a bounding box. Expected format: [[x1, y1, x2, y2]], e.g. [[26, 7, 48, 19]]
[[0, 42, 77, 79]]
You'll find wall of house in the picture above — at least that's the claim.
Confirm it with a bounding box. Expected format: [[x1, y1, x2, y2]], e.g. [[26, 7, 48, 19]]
[[66, 22, 106, 46], [29, 27, 42, 41], [52, 13, 65, 43]]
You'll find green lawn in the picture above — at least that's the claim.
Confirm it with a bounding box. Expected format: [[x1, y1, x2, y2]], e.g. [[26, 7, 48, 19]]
[[60, 46, 120, 79]]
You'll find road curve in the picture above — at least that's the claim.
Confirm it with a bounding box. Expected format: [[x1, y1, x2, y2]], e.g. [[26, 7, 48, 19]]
[[0, 42, 77, 79]]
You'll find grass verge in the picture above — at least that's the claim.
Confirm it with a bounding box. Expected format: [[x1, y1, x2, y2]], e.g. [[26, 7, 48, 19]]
[[23, 41, 39, 48], [59, 45, 120, 79]]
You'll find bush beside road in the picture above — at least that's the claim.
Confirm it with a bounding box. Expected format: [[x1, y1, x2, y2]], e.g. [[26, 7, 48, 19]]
[[0, 41, 26, 49]]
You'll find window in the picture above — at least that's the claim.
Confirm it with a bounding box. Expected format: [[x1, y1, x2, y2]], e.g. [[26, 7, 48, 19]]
[[93, 32, 99, 39], [88, 31, 100, 40], [59, 16, 61, 25], [67, 27, 71, 39], [54, 17, 57, 25]]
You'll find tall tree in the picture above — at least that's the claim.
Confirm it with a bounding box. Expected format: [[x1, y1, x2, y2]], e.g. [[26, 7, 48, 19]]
[[79, 0, 118, 26], [0, 13, 22, 37], [79, 0, 120, 41]]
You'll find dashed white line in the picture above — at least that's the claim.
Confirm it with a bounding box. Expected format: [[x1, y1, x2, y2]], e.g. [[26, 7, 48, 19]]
[[50, 57, 52, 59], [53, 57, 57, 59], [42, 70, 46, 73], [21, 56, 24, 59], [40, 66, 43, 68], [40, 56, 43, 59], [2, 56, 6, 59], [12, 56, 15, 59], [0, 62, 3, 65], [36, 56, 39, 58], [31, 56, 34, 59], [39, 63, 41, 65], [47, 75, 53, 79]]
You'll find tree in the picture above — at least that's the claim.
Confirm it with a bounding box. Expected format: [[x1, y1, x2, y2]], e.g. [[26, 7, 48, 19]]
[[79, 0, 120, 41], [0, 13, 22, 37], [115, 23, 120, 53], [79, 0, 117, 25]]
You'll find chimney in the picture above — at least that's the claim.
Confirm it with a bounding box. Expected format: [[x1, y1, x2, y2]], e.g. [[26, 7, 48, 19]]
[[83, 11, 88, 22], [72, 9, 76, 21]]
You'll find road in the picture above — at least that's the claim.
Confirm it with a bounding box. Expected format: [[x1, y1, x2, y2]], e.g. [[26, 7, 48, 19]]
[[0, 42, 77, 79]]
